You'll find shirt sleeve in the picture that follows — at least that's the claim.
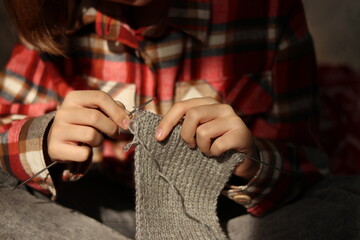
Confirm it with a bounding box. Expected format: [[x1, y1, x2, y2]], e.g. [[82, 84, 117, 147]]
[[0, 112, 57, 195], [222, 0, 329, 216], [0, 44, 89, 198]]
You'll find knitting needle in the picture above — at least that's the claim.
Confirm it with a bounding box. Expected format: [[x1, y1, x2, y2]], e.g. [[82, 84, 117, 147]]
[[128, 97, 156, 116], [12, 161, 58, 191], [242, 153, 295, 177], [12, 98, 156, 191]]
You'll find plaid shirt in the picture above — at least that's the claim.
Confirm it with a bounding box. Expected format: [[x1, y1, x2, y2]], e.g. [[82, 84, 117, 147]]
[[0, 0, 328, 216]]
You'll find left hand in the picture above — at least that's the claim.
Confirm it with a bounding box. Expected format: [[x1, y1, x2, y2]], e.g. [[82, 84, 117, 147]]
[[155, 97, 260, 180]]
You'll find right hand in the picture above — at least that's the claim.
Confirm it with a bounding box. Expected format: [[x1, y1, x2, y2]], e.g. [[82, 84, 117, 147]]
[[47, 90, 130, 163]]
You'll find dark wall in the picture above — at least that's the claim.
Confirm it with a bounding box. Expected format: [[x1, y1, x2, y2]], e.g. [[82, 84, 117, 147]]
[[302, 0, 360, 71], [0, 1, 17, 68]]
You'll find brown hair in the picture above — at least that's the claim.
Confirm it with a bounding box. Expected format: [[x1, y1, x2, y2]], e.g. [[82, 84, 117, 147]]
[[3, 0, 70, 55]]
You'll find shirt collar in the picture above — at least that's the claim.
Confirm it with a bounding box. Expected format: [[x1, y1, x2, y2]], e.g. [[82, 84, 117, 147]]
[[83, 0, 210, 48]]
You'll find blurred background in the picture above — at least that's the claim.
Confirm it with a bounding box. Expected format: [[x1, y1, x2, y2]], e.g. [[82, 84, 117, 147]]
[[302, 0, 360, 175], [1, 1, 359, 175]]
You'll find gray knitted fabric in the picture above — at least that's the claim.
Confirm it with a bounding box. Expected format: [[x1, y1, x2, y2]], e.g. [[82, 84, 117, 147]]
[[127, 110, 245, 240]]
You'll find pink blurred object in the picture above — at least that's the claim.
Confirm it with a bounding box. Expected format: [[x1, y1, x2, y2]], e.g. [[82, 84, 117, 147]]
[[318, 65, 360, 175]]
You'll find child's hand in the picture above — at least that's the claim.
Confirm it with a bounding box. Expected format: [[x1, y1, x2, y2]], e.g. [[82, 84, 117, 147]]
[[155, 97, 260, 180], [47, 90, 130, 163]]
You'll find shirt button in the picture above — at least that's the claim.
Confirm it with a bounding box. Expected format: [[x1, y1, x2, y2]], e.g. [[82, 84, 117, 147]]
[[232, 194, 252, 205], [135, 50, 141, 58]]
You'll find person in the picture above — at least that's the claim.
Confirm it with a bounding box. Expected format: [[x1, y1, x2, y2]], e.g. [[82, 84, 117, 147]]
[[2, 0, 352, 239]]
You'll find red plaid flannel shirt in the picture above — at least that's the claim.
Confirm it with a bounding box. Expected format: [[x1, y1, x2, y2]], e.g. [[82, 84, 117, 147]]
[[0, 0, 328, 216]]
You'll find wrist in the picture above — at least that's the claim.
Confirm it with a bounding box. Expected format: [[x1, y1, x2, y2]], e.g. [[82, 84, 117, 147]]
[[233, 147, 260, 180], [43, 117, 55, 165]]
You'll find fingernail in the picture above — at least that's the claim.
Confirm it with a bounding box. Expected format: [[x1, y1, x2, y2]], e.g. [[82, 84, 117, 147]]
[[188, 144, 195, 149], [122, 119, 130, 129], [155, 128, 163, 140]]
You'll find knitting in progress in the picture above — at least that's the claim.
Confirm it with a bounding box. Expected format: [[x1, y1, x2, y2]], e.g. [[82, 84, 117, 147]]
[[126, 110, 245, 239]]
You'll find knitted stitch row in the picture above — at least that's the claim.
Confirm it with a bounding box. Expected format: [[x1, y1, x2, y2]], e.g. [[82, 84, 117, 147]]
[[127, 110, 245, 239]]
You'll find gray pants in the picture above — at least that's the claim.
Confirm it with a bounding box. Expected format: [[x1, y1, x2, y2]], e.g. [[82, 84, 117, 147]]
[[1, 168, 359, 240], [227, 175, 360, 240], [0, 167, 135, 240]]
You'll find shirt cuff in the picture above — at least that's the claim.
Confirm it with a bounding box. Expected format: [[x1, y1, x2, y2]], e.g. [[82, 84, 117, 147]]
[[18, 112, 57, 196], [222, 138, 281, 214]]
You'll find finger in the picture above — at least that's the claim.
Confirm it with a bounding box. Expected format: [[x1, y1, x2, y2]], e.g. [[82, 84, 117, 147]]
[[209, 123, 253, 157], [180, 104, 235, 148], [62, 91, 130, 129], [155, 97, 218, 141], [56, 107, 120, 138], [195, 116, 246, 156], [50, 143, 92, 162], [115, 100, 126, 109], [56, 124, 104, 147], [195, 118, 229, 156]]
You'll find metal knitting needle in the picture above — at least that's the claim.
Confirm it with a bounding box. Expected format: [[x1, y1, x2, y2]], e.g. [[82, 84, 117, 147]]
[[12, 161, 58, 191], [128, 97, 156, 116], [12, 98, 156, 191], [242, 153, 295, 177]]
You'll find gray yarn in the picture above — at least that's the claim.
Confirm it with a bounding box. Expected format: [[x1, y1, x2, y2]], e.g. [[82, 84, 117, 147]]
[[127, 110, 245, 240]]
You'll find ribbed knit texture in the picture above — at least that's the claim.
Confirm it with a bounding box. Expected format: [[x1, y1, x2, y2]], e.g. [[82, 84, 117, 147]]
[[127, 110, 245, 240]]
